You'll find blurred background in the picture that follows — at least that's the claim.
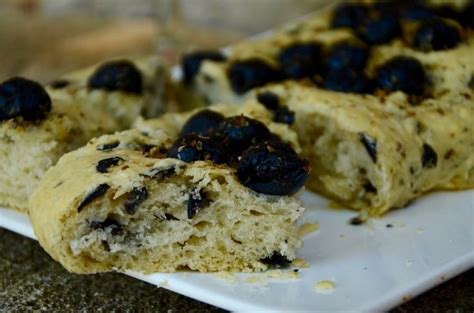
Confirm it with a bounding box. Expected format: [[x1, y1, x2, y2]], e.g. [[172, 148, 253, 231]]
[[0, 0, 326, 83]]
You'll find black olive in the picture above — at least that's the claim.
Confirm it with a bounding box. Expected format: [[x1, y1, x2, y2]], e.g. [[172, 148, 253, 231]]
[[422, 143, 438, 168], [96, 142, 120, 151], [217, 115, 273, 156], [375, 56, 426, 95], [356, 12, 401, 45], [363, 182, 377, 193], [141, 166, 176, 180], [77, 184, 110, 212], [260, 252, 291, 267], [237, 140, 310, 195], [324, 41, 370, 72], [257, 91, 280, 111], [124, 187, 148, 214], [164, 213, 179, 221], [278, 43, 322, 79], [274, 107, 295, 126], [400, 4, 436, 21], [167, 134, 229, 164], [460, 3, 474, 28], [319, 68, 373, 94], [256, 92, 295, 125], [181, 109, 225, 136], [228, 60, 279, 94], [181, 50, 226, 84], [0, 77, 51, 122], [413, 19, 461, 51], [371, 1, 402, 14], [90, 218, 123, 236], [140, 144, 158, 155], [96, 157, 124, 173], [187, 189, 206, 219], [331, 4, 368, 29], [431, 5, 462, 23], [88, 60, 143, 94], [358, 132, 377, 163]]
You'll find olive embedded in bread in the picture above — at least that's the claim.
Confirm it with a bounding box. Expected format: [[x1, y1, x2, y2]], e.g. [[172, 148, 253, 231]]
[[182, 50, 226, 84], [375, 56, 426, 95], [96, 156, 125, 173], [278, 42, 322, 79], [89, 218, 123, 236], [87, 60, 143, 94], [0, 77, 51, 122], [324, 41, 370, 72], [274, 106, 295, 126], [217, 115, 272, 155], [228, 60, 279, 94], [356, 11, 401, 45], [460, 3, 474, 28], [400, 4, 436, 21], [260, 252, 291, 267], [167, 134, 229, 164], [331, 3, 368, 29], [318, 68, 373, 94], [257, 91, 280, 111], [422, 143, 438, 168], [237, 140, 310, 195], [186, 189, 206, 219], [257, 91, 295, 125], [180, 109, 225, 136], [124, 187, 148, 214], [413, 19, 461, 51]]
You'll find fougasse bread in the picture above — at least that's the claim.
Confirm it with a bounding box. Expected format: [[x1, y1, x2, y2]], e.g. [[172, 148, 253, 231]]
[[29, 102, 309, 273], [177, 1, 474, 215], [0, 57, 167, 211]]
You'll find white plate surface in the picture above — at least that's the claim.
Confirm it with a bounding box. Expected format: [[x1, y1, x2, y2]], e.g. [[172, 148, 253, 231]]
[[1, 190, 473, 312]]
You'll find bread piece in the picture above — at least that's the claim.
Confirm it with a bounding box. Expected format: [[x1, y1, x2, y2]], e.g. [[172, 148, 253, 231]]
[[0, 94, 119, 212], [29, 129, 304, 274], [46, 57, 169, 128], [256, 82, 474, 215], [1, 57, 167, 211], [177, 3, 474, 215]]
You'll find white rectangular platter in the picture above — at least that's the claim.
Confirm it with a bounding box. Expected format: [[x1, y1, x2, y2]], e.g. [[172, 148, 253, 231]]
[[1, 189, 473, 312]]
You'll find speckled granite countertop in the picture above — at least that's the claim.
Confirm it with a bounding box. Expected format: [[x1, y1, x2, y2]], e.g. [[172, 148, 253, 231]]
[[1, 228, 473, 312]]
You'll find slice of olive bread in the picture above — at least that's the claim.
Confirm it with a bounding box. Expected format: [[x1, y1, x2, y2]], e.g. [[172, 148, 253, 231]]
[[257, 82, 474, 216], [1, 57, 168, 211], [0, 77, 120, 211], [29, 114, 309, 273]]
